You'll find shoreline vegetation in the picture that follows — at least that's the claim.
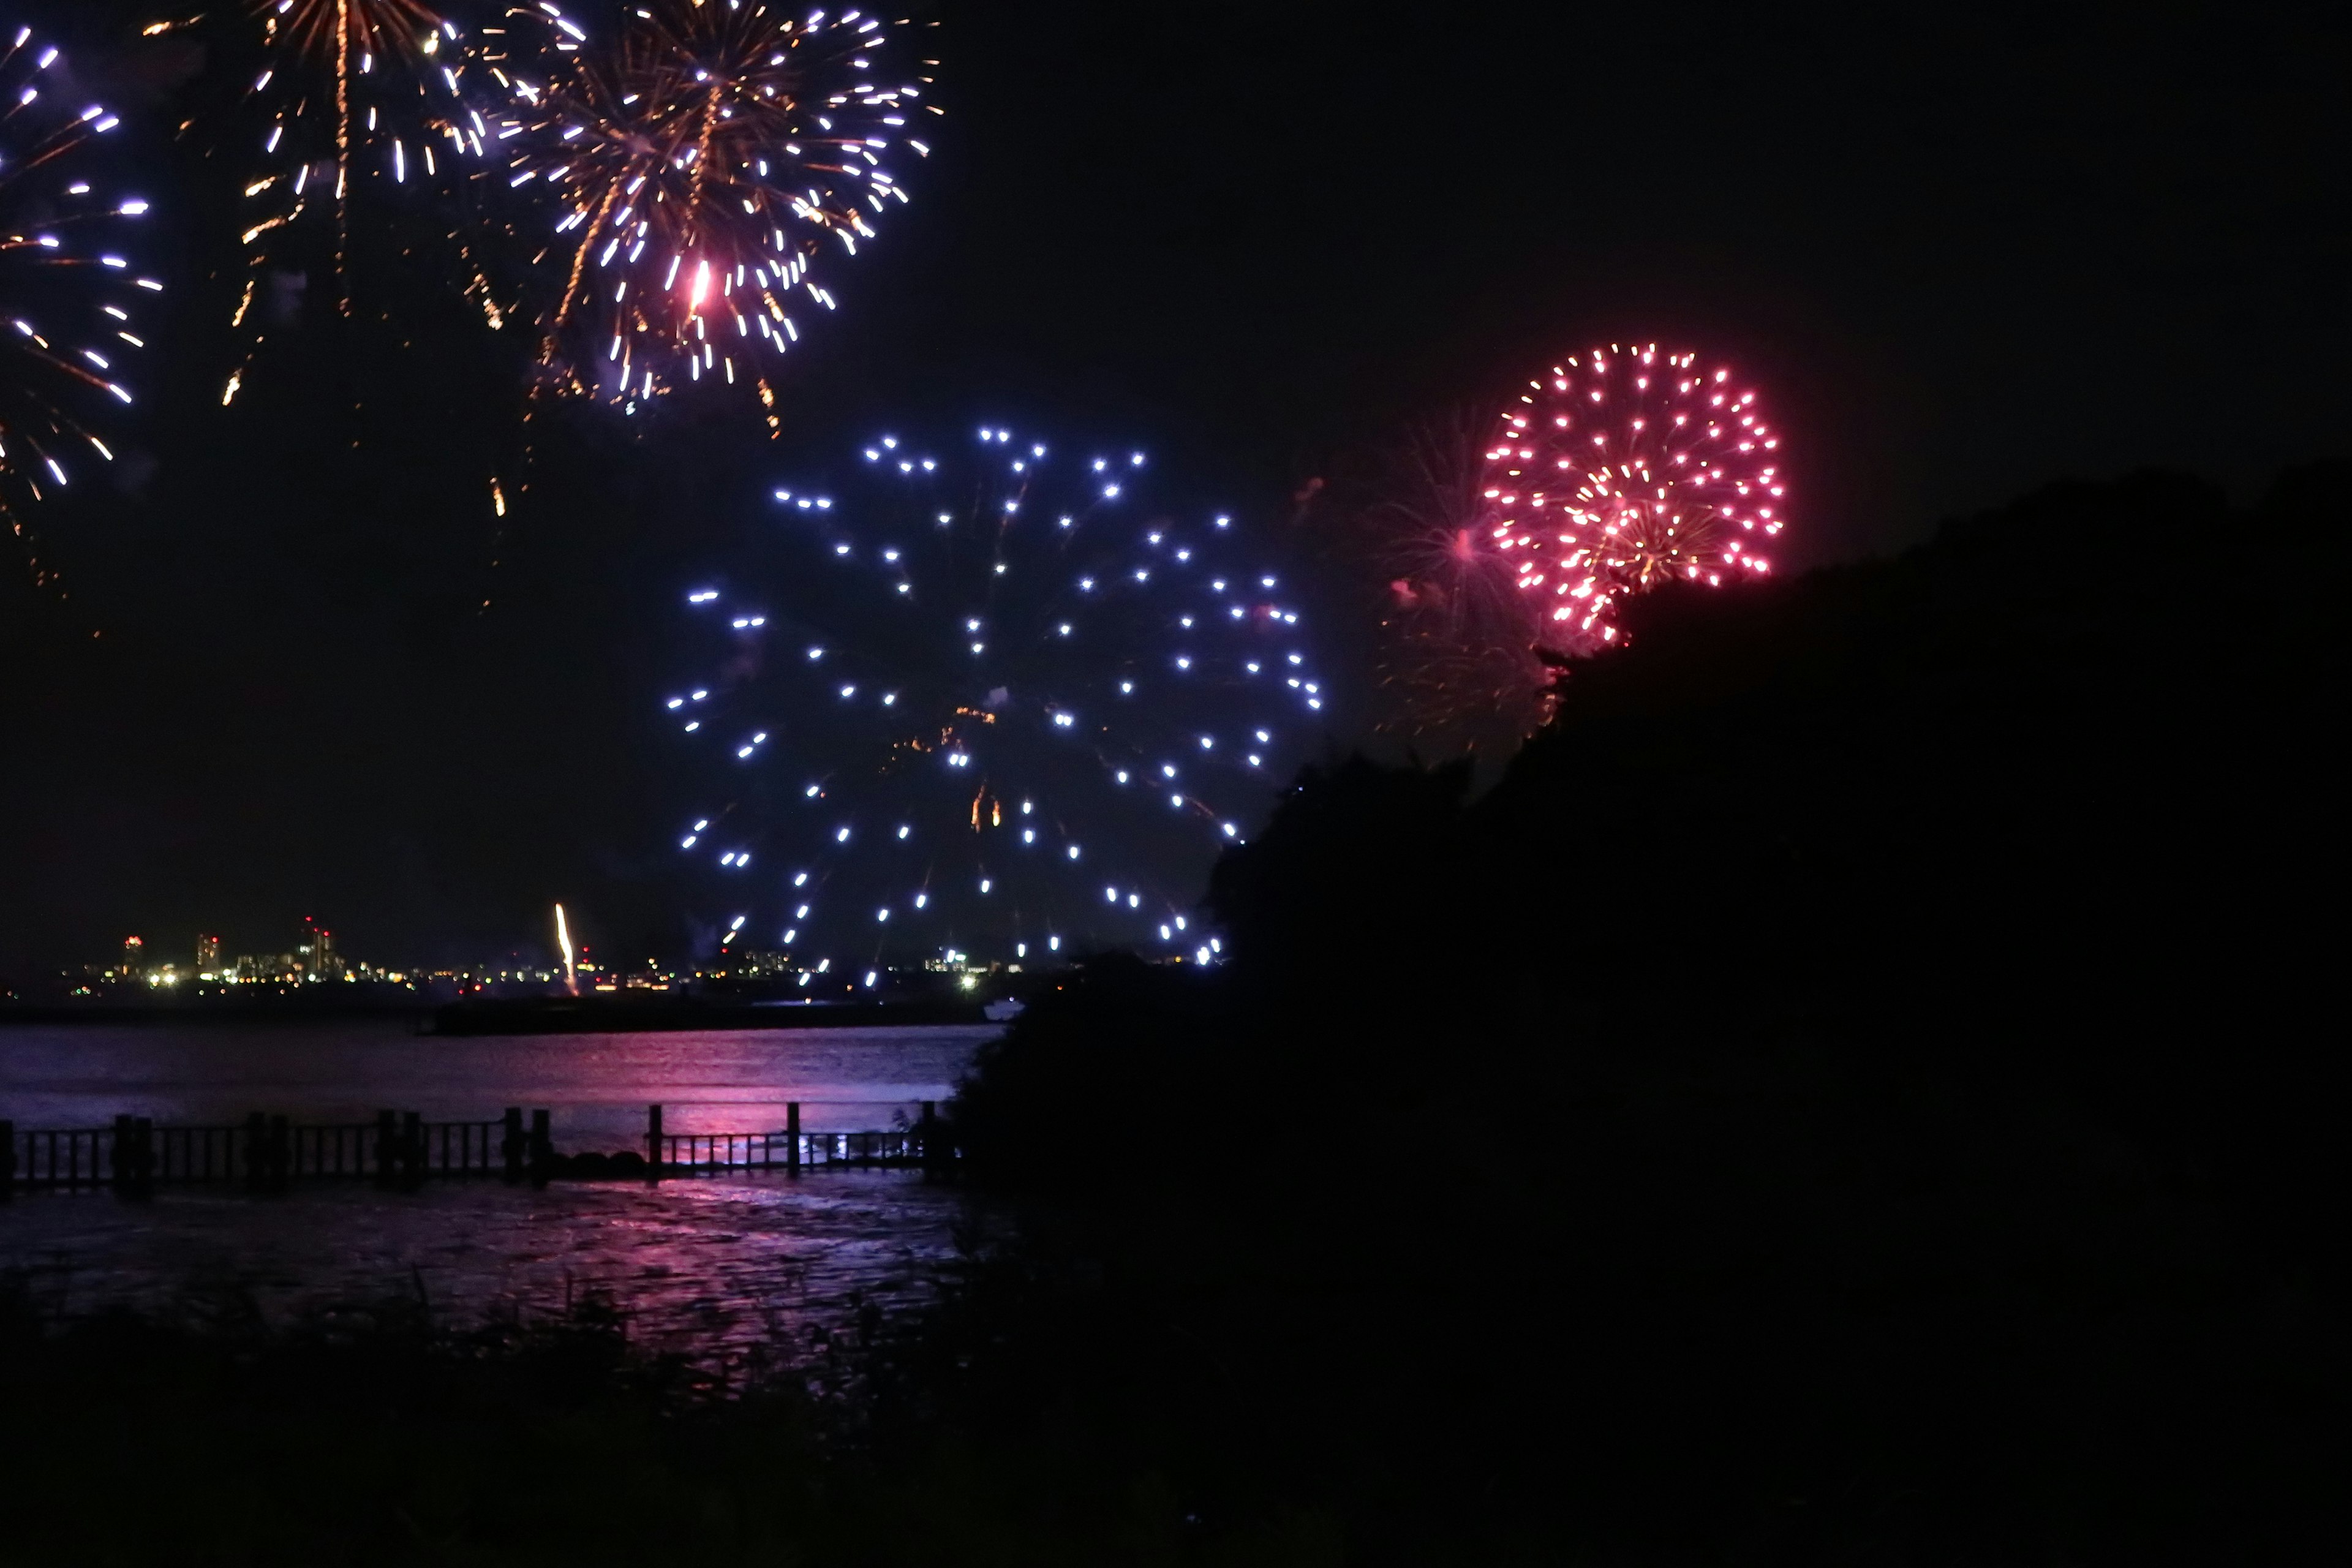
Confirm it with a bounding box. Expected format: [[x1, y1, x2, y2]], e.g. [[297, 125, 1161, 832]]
[[4, 470, 2345, 1563]]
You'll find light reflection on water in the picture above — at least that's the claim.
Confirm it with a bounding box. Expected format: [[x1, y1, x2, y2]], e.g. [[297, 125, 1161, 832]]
[[1, 1171, 982, 1362], [0, 1022, 1001, 1357]]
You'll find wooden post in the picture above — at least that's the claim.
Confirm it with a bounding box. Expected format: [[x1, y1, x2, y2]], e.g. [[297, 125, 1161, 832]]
[[375, 1110, 398, 1185], [647, 1104, 664, 1183], [786, 1102, 801, 1176], [244, 1113, 268, 1191], [1, 1118, 14, 1200], [529, 1109, 552, 1187], [126, 1117, 156, 1195], [268, 1115, 291, 1189], [112, 1115, 134, 1194], [401, 1112, 424, 1187], [501, 1107, 524, 1183]]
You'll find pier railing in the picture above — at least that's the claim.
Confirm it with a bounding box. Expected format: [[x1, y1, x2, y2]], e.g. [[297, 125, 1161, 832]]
[[0, 1102, 948, 1195], [641, 1101, 933, 1177]]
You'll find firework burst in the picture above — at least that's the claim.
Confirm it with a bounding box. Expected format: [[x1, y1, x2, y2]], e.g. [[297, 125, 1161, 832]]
[[0, 24, 160, 589], [1354, 410, 1556, 742], [492, 1, 937, 419], [146, 1, 496, 402], [1485, 344, 1785, 651], [666, 426, 1322, 975]]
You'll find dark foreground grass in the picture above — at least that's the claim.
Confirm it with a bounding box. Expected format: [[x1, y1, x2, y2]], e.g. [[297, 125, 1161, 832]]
[[0, 1275, 1351, 1567], [6, 1132, 2341, 1568]]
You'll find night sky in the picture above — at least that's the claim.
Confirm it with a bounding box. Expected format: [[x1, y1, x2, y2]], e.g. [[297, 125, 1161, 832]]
[[2, 0, 2345, 973]]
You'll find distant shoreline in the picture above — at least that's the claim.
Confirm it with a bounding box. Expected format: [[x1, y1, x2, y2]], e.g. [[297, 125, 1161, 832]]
[[429, 997, 998, 1035], [0, 1002, 431, 1026], [0, 997, 1000, 1033]]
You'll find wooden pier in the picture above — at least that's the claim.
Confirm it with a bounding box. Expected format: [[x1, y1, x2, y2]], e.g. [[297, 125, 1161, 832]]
[[0, 1103, 949, 1195]]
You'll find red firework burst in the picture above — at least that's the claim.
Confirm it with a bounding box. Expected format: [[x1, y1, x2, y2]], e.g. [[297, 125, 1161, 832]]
[[1483, 344, 1785, 652]]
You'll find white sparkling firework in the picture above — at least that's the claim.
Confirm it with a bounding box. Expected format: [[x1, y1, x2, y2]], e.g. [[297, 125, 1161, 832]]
[[0, 24, 157, 587], [491, 1, 938, 419], [145, 1, 495, 401], [671, 428, 1324, 969]]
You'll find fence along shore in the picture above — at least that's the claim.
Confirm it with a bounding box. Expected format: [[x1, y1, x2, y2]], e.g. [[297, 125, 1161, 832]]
[[0, 1102, 949, 1195]]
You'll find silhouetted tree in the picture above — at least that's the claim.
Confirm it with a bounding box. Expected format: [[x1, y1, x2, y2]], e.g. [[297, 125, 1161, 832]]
[[939, 468, 2352, 1563]]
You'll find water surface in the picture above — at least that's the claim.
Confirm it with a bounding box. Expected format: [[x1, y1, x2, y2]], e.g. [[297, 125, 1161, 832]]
[[0, 1021, 1000, 1357]]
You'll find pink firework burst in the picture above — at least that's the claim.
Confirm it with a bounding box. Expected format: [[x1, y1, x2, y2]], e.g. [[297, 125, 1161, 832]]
[[1482, 344, 1786, 652], [1355, 410, 1559, 745], [1371, 411, 1530, 653]]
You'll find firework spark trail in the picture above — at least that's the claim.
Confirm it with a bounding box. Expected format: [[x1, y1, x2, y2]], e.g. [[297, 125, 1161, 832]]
[[0, 23, 160, 592], [1485, 344, 1786, 652], [1351, 409, 1558, 744], [491, 1, 938, 420], [1373, 413, 1520, 630], [554, 900, 576, 993], [146, 2, 495, 402], [666, 427, 1324, 978]]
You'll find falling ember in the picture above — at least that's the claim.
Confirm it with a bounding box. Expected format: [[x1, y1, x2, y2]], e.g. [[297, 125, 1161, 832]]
[[0, 27, 157, 594], [492, 2, 938, 416], [1484, 344, 1787, 653]]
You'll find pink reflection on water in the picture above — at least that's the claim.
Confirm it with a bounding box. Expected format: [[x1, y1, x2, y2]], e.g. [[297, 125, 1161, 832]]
[[0, 1022, 995, 1143], [1, 1170, 991, 1365], [0, 1023, 1003, 1362]]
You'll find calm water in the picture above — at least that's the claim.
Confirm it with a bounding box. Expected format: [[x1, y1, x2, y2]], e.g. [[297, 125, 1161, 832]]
[[0, 1020, 1000, 1359]]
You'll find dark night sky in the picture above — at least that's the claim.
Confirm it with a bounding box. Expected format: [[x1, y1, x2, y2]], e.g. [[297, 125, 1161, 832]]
[[2, 0, 2346, 973]]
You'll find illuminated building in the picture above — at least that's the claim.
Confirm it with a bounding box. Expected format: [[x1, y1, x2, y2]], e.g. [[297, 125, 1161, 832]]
[[299, 917, 345, 980]]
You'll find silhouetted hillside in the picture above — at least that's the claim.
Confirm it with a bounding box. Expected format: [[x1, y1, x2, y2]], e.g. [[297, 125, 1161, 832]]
[[939, 468, 2352, 1562]]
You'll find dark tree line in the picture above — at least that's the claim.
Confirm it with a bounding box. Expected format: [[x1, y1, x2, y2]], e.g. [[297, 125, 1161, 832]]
[[937, 467, 2351, 1562]]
